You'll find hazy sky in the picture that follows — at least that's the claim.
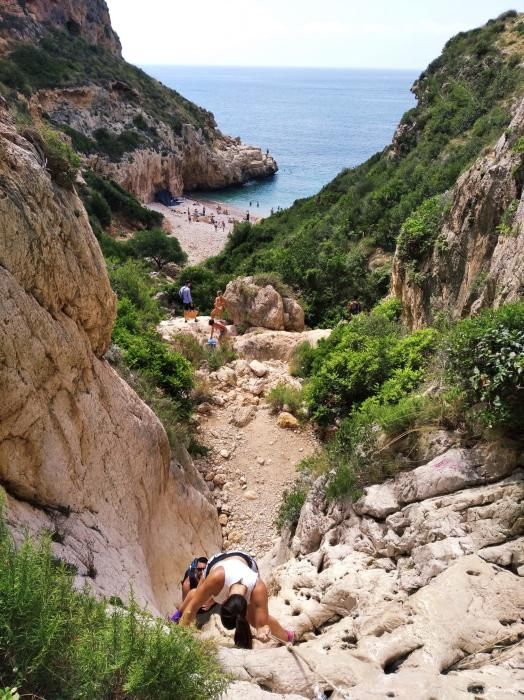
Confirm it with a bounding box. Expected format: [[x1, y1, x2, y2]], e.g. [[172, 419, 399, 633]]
[[105, 1, 524, 69]]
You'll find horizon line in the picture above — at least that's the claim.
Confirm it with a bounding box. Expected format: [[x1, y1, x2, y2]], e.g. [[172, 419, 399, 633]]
[[138, 62, 424, 72]]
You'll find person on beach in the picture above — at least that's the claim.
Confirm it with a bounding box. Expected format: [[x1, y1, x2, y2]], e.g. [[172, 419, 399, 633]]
[[221, 220, 226, 231], [211, 290, 226, 319], [246, 211, 250, 222], [177, 551, 294, 648], [214, 222, 218, 232], [203, 206, 206, 215]]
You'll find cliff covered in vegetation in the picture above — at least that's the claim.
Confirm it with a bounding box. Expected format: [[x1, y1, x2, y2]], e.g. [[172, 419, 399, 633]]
[[209, 11, 524, 326], [0, 0, 277, 202]]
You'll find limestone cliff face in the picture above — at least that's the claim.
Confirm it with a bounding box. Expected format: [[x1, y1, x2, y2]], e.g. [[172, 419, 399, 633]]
[[0, 101, 221, 613], [0, 0, 121, 56], [392, 98, 524, 328], [0, 1, 277, 202]]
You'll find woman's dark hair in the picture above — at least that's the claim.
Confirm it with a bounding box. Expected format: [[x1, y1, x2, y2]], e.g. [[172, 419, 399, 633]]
[[220, 594, 252, 649]]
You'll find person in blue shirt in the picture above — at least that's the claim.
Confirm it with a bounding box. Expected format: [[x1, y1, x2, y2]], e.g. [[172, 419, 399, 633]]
[[179, 281, 194, 322]]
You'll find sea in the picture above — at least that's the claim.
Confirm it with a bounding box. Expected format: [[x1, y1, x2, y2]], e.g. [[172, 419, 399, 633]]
[[142, 66, 419, 215]]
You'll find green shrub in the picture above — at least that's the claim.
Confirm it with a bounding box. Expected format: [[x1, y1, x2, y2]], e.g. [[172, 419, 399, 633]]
[[251, 272, 294, 299], [358, 392, 439, 435], [108, 259, 161, 323], [93, 126, 143, 161], [0, 689, 19, 700], [371, 297, 403, 321], [397, 194, 449, 262], [130, 228, 187, 269], [84, 171, 163, 229], [170, 334, 207, 367], [446, 302, 524, 427], [496, 199, 519, 236], [206, 340, 236, 372], [60, 124, 98, 154], [289, 341, 316, 378], [23, 125, 80, 188], [9, 43, 69, 89], [0, 497, 229, 699], [275, 484, 308, 532], [266, 383, 305, 418], [115, 329, 193, 416], [87, 189, 112, 228], [305, 315, 399, 424]]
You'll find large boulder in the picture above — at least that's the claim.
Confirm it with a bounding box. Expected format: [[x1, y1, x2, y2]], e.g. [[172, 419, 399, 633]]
[[224, 277, 305, 331], [233, 328, 330, 361]]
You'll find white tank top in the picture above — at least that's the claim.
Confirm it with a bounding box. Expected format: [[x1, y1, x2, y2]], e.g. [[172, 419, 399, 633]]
[[212, 558, 259, 604]]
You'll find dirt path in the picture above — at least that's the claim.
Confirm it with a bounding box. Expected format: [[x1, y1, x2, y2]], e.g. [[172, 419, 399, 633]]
[[158, 316, 320, 558], [194, 397, 318, 558]]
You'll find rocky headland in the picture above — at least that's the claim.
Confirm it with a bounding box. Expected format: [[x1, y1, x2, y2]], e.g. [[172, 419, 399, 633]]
[[0, 0, 277, 203]]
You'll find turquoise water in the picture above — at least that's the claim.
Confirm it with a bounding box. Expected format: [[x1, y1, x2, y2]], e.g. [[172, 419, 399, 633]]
[[142, 66, 419, 214]]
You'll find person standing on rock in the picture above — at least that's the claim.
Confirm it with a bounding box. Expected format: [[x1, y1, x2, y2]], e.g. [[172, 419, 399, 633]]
[[179, 281, 194, 322], [210, 290, 226, 320], [178, 551, 294, 648]]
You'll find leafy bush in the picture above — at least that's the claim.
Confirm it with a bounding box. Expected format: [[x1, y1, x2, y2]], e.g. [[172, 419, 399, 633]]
[[397, 193, 449, 262], [305, 317, 438, 424], [496, 199, 519, 236], [251, 272, 294, 299], [170, 333, 207, 367], [84, 171, 163, 229], [130, 229, 187, 269], [93, 127, 144, 161], [275, 484, 308, 532], [23, 126, 80, 188], [114, 329, 193, 416], [446, 302, 524, 427], [266, 383, 305, 418], [371, 297, 403, 321], [108, 259, 161, 323], [87, 189, 112, 228], [0, 497, 228, 699], [206, 339, 237, 372], [289, 341, 317, 378]]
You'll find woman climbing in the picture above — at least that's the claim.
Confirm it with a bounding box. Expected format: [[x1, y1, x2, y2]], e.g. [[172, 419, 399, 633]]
[[177, 550, 294, 649]]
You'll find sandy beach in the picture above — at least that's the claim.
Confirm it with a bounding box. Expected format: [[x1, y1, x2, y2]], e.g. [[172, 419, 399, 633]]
[[148, 196, 261, 265]]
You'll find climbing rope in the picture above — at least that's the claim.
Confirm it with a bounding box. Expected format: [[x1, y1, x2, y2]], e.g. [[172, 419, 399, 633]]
[[268, 633, 352, 699]]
